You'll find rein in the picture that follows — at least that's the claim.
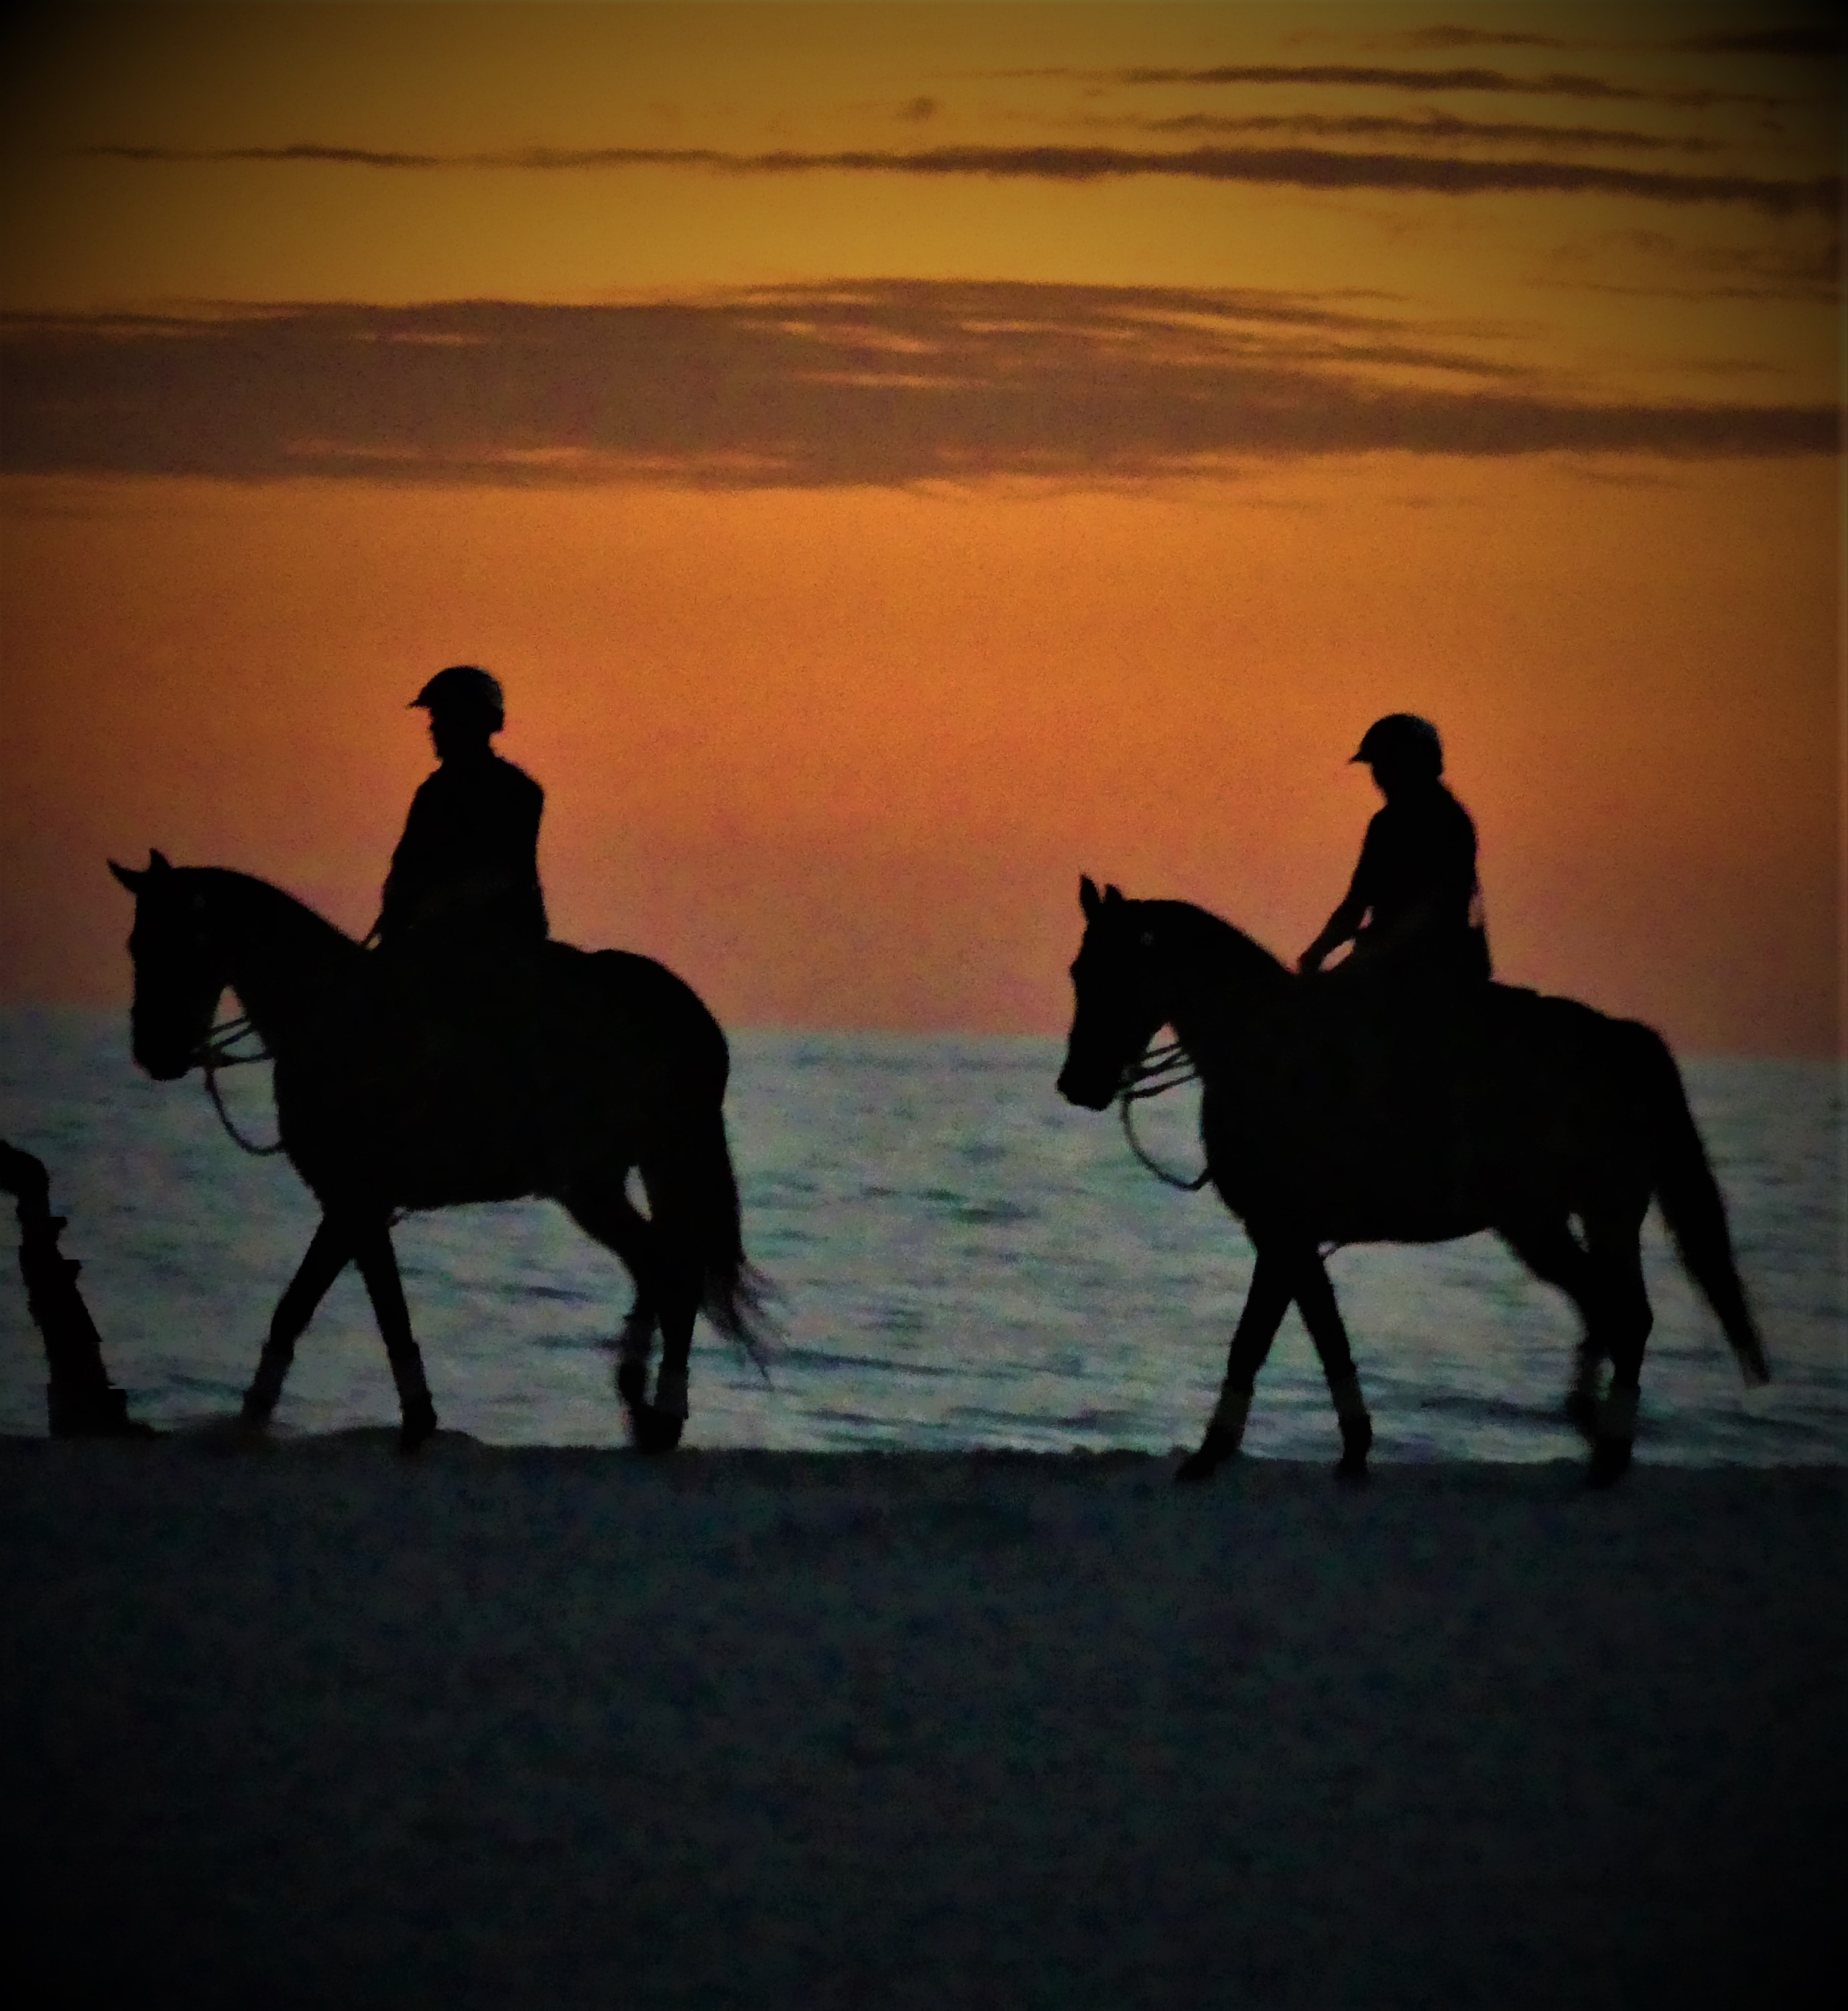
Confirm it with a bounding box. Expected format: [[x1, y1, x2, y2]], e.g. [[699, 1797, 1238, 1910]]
[[1117, 1038, 1211, 1192], [196, 1014, 286, 1157]]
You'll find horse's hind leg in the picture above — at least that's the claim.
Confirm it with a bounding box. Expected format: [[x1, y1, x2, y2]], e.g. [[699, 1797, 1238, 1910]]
[[637, 1294, 697, 1456], [1499, 1217, 1603, 1441], [1503, 1211, 1651, 1484], [1583, 1225, 1653, 1489], [561, 1184, 673, 1445], [627, 1156, 715, 1456], [243, 1216, 352, 1429], [1293, 1254, 1373, 1482], [613, 1292, 658, 1406], [349, 1219, 438, 1453]]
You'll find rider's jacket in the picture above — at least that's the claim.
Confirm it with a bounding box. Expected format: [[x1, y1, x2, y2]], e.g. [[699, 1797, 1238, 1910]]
[[1343, 781, 1491, 985], [376, 751, 548, 954]]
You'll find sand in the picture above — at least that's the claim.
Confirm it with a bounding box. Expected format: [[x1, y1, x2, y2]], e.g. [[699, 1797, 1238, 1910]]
[[3, 1434, 1841, 2010]]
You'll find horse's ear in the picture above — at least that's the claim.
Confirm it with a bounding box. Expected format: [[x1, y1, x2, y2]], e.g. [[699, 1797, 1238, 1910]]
[[1104, 883, 1124, 907], [149, 849, 172, 873], [1080, 875, 1101, 919], [108, 859, 144, 894]]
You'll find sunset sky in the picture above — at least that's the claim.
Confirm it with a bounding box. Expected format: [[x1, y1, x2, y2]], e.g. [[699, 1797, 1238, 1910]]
[[2, 2, 1839, 1051]]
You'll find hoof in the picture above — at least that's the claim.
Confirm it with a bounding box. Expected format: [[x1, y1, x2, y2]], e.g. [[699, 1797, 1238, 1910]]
[[630, 1404, 684, 1456], [1337, 1415, 1373, 1483], [64, 1412, 159, 1441], [1587, 1437, 1631, 1488], [398, 1398, 438, 1454], [237, 1399, 273, 1435], [202, 1410, 267, 1453], [1175, 1431, 1235, 1485], [1563, 1386, 1599, 1445], [48, 1385, 156, 1439]]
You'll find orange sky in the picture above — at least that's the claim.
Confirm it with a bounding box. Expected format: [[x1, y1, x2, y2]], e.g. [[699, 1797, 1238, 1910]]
[[2, 4, 1840, 1050]]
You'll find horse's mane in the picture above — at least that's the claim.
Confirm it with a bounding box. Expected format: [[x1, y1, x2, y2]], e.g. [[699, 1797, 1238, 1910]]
[[184, 867, 364, 965], [1134, 898, 1293, 995]]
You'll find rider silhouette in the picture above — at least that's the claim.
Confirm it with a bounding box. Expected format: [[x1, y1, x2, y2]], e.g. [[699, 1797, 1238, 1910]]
[[374, 666, 548, 957], [1298, 715, 1491, 988]]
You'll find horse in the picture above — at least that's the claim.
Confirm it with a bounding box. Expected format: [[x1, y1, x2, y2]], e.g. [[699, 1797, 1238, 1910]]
[[108, 851, 769, 1452], [1056, 877, 1769, 1487]]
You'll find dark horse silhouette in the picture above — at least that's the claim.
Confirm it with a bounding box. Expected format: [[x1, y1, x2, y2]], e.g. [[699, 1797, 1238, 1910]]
[[109, 851, 769, 1451], [1056, 879, 1769, 1487]]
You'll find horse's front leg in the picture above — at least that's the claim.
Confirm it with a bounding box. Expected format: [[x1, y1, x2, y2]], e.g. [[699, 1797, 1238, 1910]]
[[1177, 1249, 1293, 1483], [1292, 1253, 1373, 1482], [243, 1216, 353, 1429], [350, 1218, 438, 1453]]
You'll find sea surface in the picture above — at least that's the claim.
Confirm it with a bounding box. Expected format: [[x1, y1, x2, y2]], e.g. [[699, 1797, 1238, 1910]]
[[1, 1011, 1841, 1464]]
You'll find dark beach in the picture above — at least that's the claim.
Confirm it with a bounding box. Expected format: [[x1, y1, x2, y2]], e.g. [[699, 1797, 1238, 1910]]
[[4, 1435, 1840, 2009]]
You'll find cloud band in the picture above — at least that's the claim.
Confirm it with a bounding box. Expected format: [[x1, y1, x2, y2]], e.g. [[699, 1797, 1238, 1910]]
[[76, 140, 1837, 217], [3, 283, 1835, 491]]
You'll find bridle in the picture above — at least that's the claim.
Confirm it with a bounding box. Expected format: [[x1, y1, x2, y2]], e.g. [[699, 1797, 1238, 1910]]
[[1115, 1035, 1210, 1192], [194, 1011, 285, 1157], [140, 884, 286, 1158]]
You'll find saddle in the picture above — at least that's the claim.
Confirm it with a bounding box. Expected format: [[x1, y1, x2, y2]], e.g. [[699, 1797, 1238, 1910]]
[[357, 938, 721, 1107], [1276, 975, 1532, 1225]]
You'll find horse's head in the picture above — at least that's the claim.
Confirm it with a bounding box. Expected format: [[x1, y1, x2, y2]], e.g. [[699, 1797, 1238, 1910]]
[[108, 851, 228, 1079], [1056, 876, 1170, 1111]]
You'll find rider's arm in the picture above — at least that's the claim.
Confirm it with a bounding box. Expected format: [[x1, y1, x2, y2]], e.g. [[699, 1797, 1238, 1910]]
[[1298, 892, 1367, 974], [1298, 829, 1379, 975], [1336, 890, 1444, 971], [373, 776, 443, 944]]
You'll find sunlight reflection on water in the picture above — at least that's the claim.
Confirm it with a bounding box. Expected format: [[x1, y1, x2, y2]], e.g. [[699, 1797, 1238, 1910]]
[[1, 1014, 1840, 1463]]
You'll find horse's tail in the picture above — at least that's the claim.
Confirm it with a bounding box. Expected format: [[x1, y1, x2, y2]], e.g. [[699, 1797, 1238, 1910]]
[[1623, 1020, 1770, 1386], [646, 1101, 776, 1371]]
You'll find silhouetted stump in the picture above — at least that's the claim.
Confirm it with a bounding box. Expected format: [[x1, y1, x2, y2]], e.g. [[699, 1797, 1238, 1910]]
[[1, 1140, 155, 1439]]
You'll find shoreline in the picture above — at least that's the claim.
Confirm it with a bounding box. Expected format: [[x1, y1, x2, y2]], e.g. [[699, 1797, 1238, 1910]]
[[5, 1438, 1841, 2008]]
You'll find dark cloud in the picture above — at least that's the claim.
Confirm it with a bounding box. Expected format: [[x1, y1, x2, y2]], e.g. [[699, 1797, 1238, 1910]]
[[1119, 111, 1722, 156], [1672, 25, 1840, 57], [1, 284, 1833, 492], [78, 140, 1835, 216], [994, 63, 1779, 110], [1400, 27, 1580, 52], [1404, 19, 1839, 60], [84, 142, 718, 170], [1541, 230, 1841, 306]]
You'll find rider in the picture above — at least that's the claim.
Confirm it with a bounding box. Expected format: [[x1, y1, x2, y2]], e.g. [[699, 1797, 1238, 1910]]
[[1297, 714, 1491, 988], [373, 666, 548, 959]]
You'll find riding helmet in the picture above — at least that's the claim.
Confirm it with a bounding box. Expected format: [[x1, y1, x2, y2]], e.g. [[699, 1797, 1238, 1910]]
[[1352, 713, 1442, 775], [411, 664, 505, 730]]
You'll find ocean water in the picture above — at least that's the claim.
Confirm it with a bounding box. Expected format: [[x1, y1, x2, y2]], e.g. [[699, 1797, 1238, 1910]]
[[1, 1010, 1841, 1464]]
